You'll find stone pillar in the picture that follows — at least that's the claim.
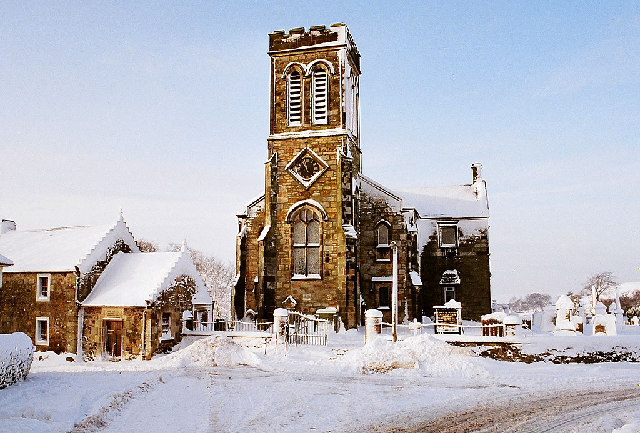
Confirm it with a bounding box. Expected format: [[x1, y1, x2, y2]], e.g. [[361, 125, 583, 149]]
[[365, 309, 383, 344], [273, 308, 289, 342]]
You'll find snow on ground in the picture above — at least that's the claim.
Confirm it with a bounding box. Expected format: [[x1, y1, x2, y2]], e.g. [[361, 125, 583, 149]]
[[1, 329, 639, 432]]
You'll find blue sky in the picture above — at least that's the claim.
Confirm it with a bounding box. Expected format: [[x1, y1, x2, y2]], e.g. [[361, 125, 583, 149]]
[[2, 2, 639, 301]]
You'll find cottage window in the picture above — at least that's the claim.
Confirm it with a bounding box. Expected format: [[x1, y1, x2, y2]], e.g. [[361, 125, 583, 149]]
[[161, 312, 172, 339], [444, 287, 456, 303], [291, 207, 321, 278], [312, 69, 328, 124], [37, 274, 51, 301], [287, 70, 302, 125], [438, 223, 458, 248], [378, 285, 390, 309], [375, 222, 391, 261], [36, 317, 49, 345]]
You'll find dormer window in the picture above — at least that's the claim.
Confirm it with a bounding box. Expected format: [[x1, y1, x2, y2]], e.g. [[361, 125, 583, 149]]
[[376, 221, 391, 261], [312, 69, 328, 124], [438, 223, 458, 248], [287, 70, 302, 125]]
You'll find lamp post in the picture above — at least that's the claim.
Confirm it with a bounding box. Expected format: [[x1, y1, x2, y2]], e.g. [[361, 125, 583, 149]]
[[391, 241, 398, 342]]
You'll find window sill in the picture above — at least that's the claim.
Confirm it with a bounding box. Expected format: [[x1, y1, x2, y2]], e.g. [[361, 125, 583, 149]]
[[292, 274, 321, 280], [35, 340, 48, 346], [160, 336, 174, 342], [36, 298, 50, 302], [378, 307, 390, 310], [375, 259, 391, 262]]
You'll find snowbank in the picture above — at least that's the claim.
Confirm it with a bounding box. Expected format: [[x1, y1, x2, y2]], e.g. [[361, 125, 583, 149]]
[[156, 336, 261, 368], [345, 334, 487, 377], [0, 333, 34, 389]]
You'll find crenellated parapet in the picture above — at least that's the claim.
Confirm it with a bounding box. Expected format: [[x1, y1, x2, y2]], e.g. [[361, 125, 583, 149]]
[[269, 23, 360, 72]]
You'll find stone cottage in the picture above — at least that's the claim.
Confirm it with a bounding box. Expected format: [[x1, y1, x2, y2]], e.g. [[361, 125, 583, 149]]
[[0, 217, 212, 357], [0, 250, 12, 288], [234, 24, 491, 326], [0, 216, 140, 353], [82, 246, 211, 360]]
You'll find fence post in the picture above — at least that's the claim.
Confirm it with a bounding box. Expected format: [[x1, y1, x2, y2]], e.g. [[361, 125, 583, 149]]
[[365, 309, 383, 344], [273, 308, 289, 343]]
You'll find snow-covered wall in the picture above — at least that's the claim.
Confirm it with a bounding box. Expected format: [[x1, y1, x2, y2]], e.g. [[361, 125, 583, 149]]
[[0, 333, 34, 389]]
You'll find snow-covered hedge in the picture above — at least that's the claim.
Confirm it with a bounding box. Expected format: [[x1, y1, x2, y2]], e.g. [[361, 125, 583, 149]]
[[0, 333, 34, 389]]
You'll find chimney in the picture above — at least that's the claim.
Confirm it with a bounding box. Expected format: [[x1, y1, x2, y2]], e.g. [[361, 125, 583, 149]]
[[471, 163, 482, 184], [1, 220, 16, 234]]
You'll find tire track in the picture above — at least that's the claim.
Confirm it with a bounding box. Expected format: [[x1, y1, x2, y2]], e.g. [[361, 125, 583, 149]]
[[388, 387, 640, 433]]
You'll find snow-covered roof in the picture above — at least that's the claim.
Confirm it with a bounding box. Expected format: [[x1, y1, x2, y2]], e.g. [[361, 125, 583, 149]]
[[358, 175, 403, 212], [0, 216, 139, 274], [82, 249, 210, 307], [237, 194, 265, 218], [438, 299, 462, 309], [482, 312, 508, 322], [0, 253, 12, 267], [396, 180, 489, 219]]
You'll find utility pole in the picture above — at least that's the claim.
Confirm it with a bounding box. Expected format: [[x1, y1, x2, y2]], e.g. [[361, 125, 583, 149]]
[[391, 241, 398, 342]]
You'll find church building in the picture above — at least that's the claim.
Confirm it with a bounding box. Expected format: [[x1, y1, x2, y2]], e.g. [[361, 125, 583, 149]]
[[235, 24, 491, 327]]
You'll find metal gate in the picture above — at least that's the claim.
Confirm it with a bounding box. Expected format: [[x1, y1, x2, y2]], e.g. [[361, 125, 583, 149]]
[[287, 312, 330, 346]]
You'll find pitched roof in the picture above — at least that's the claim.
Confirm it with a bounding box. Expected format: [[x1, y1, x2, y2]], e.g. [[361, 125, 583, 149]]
[[0, 217, 139, 273], [358, 175, 403, 212], [82, 249, 210, 307], [396, 180, 489, 219]]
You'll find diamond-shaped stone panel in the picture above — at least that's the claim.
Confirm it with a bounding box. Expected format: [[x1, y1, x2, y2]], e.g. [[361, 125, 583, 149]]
[[285, 148, 329, 189]]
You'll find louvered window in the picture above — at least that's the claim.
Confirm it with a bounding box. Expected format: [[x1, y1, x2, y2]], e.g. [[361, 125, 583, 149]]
[[312, 70, 328, 124], [288, 70, 302, 125]]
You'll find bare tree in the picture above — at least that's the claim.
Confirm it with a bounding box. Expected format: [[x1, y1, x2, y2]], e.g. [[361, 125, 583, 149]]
[[508, 293, 552, 312], [582, 271, 617, 303], [168, 243, 234, 319], [136, 239, 158, 252]]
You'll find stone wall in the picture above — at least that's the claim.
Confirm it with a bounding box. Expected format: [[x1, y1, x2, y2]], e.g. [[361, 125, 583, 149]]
[[82, 306, 145, 360], [358, 193, 419, 323], [269, 136, 352, 323], [0, 272, 78, 353]]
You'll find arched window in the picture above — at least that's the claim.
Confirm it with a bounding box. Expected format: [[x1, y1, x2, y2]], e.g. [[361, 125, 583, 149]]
[[376, 221, 391, 261], [288, 70, 302, 125], [312, 68, 328, 124], [292, 207, 321, 277]]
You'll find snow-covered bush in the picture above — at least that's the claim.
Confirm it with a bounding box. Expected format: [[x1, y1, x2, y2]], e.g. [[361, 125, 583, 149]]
[[0, 332, 34, 389]]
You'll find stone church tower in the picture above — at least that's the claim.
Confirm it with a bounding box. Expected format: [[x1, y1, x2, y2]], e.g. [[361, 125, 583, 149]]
[[236, 23, 363, 327], [235, 23, 491, 327]]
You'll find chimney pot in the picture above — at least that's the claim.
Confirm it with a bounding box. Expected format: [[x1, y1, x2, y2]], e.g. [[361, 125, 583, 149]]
[[471, 163, 483, 183]]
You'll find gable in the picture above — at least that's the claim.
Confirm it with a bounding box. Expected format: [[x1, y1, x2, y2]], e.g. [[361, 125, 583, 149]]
[[82, 250, 210, 307], [0, 217, 139, 274]]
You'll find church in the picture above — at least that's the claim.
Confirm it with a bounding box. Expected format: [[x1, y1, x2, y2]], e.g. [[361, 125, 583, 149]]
[[234, 24, 491, 328]]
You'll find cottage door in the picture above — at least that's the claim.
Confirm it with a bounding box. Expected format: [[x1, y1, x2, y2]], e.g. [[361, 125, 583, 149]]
[[105, 320, 123, 359]]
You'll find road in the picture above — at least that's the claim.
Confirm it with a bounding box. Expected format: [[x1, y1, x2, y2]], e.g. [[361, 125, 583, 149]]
[[391, 387, 640, 433]]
